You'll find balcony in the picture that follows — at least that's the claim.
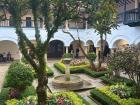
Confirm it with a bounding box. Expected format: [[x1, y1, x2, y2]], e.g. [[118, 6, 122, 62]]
[[0, 19, 44, 28], [118, 8, 140, 27], [0, 19, 86, 29]]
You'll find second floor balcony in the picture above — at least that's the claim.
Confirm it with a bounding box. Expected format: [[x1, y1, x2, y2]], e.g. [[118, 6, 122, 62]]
[[0, 19, 86, 29], [118, 8, 140, 27]]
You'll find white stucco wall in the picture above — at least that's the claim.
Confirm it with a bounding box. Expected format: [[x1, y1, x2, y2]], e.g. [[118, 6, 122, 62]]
[[0, 23, 140, 59]]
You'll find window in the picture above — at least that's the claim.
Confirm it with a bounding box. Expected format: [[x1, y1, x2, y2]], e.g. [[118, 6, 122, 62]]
[[26, 17, 32, 27]]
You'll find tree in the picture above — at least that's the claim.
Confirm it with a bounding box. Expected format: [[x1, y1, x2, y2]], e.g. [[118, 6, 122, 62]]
[[107, 45, 140, 98], [2, 0, 81, 104], [87, 0, 118, 67]]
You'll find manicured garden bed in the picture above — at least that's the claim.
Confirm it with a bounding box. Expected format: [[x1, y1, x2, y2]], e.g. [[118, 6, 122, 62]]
[[100, 76, 134, 86], [90, 86, 140, 105], [3, 91, 90, 105], [54, 62, 110, 78]]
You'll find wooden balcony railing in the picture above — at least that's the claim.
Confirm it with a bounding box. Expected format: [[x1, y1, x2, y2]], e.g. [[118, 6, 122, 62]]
[[117, 8, 140, 26]]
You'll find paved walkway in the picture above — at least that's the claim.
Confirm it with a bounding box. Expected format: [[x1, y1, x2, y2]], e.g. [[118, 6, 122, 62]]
[[0, 63, 10, 91]]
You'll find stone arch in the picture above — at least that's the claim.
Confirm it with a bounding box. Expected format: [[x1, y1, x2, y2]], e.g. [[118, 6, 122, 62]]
[[0, 40, 20, 60], [97, 40, 109, 48], [47, 40, 64, 58], [110, 35, 130, 48], [112, 39, 129, 48], [70, 40, 85, 57]]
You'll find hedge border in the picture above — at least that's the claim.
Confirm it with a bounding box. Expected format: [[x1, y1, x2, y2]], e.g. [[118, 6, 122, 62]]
[[100, 76, 134, 86], [54, 63, 109, 78], [90, 89, 118, 105]]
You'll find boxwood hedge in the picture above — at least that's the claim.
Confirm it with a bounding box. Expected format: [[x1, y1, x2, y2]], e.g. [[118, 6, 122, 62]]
[[54, 62, 109, 78]]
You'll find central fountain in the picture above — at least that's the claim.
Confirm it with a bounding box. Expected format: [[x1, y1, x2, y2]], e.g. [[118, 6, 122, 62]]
[[52, 58, 84, 90]]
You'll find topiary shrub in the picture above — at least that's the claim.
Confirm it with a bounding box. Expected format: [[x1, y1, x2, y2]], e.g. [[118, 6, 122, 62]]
[[87, 52, 96, 62], [6, 62, 34, 91]]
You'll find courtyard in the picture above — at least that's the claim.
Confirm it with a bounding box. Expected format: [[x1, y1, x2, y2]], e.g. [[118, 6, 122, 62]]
[[0, 0, 140, 105]]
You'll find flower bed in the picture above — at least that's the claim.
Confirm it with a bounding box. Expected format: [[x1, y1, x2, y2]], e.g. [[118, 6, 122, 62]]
[[5, 92, 90, 105], [54, 62, 109, 78], [90, 86, 140, 105]]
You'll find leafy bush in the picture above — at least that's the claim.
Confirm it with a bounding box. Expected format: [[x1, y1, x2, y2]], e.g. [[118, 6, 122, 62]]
[[21, 57, 29, 64], [107, 45, 140, 98], [87, 52, 96, 62], [6, 62, 34, 90], [21, 86, 36, 98], [5, 99, 19, 105], [109, 83, 132, 98], [98, 86, 140, 105], [63, 53, 73, 58], [0, 88, 10, 105]]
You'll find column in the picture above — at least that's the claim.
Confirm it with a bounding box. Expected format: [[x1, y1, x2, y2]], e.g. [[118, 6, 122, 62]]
[[19, 51, 23, 62], [135, 0, 138, 8], [85, 21, 88, 30], [85, 46, 88, 54], [45, 54, 47, 63], [65, 20, 69, 31], [96, 47, 100, 62], [65, 46, 69, 53]]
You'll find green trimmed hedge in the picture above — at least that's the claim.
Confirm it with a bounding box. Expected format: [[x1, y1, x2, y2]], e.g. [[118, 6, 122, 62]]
[[90, 89, 118, 105], [46, 65, 54, 77], [54, 62, 109, 78], [100, 76, 134, 86], [90, 87, 140, 105]]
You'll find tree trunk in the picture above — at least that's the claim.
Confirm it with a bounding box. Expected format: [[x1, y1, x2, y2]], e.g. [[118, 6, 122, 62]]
[[37, 73, 48, 105], [36, 54, 48, 105], [99, 35, 104, 68], [89, 60, 96, 70], [135, 84, 140, 98]]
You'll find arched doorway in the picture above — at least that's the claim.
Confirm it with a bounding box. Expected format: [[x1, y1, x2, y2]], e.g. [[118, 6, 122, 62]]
[[112, 39, 129, 52], [113, 39, 129, 49], [70, 40, 85, 58], [47, 40, 64, 58], [0, 40, 19, 60]]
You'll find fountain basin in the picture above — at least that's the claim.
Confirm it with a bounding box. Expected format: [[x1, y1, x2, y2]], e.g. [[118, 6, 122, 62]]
[[52, 74, 83, 90]]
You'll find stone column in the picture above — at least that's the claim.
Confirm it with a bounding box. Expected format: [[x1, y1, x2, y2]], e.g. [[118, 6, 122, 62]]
[[96, 47, 100, 62], [45, 53, 47, 63], [85, 46, 88, 54], [135, 0, 138, 8], [19, 51, 23, 62], [65, 20, 69, 31], [85, 21, 88, 30], [65, 46, 69, 53]]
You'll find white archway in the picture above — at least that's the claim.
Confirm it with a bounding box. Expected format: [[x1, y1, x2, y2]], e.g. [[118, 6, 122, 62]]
[[0, 40, 20, 60], [70, 40, 85, 57], [112, 39, 129, 48]]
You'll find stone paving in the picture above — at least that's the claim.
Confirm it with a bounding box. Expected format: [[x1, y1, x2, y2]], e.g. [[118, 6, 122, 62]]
[[0, 63, 10, 91]]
